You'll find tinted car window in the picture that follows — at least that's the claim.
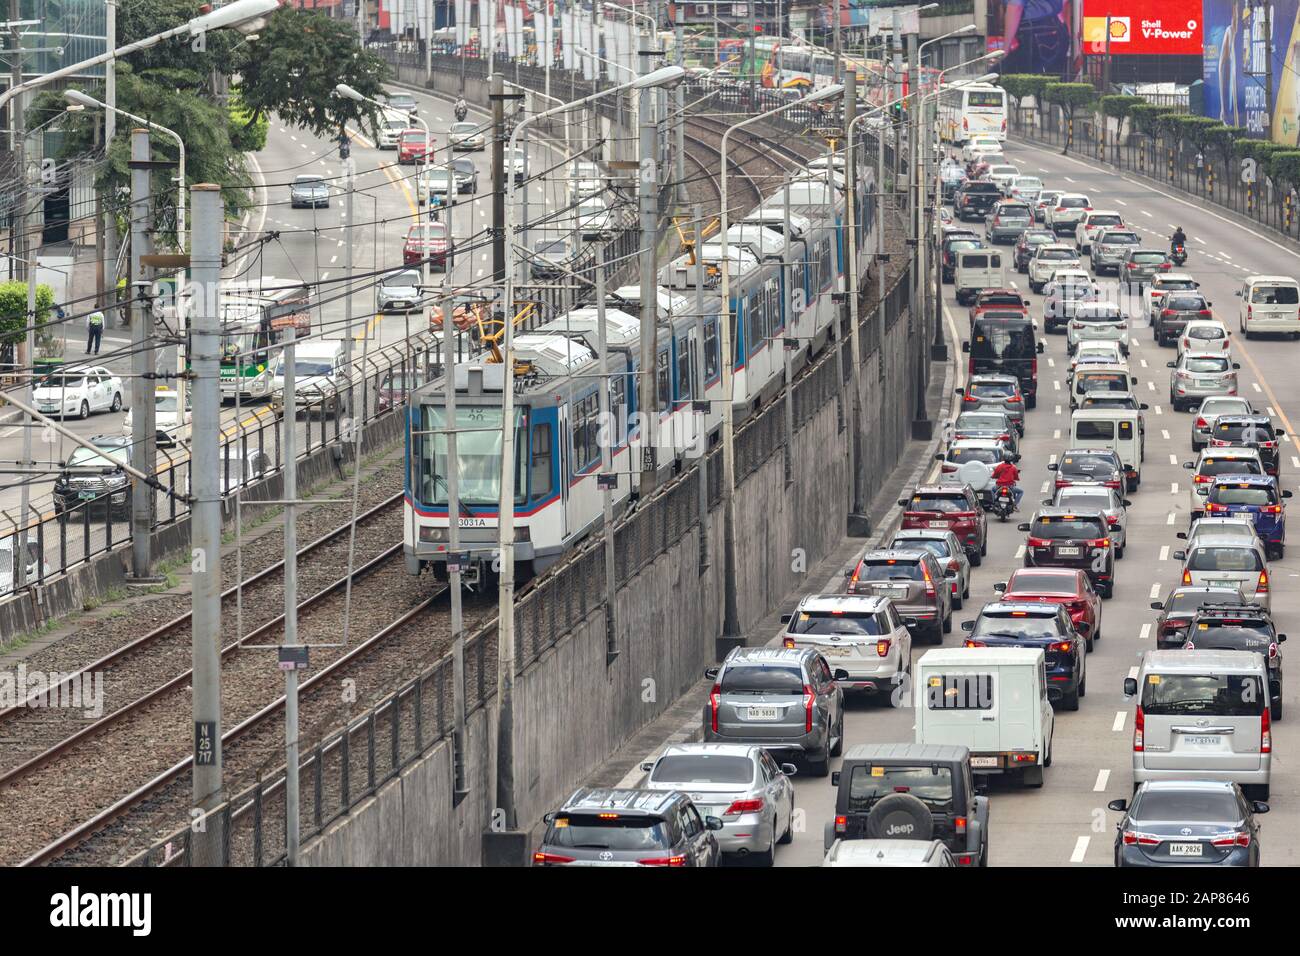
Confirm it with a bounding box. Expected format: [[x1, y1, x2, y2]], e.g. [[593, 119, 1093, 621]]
[[1076, 420, 1114, 441], [1039, 249, 1075, 260], [1030, 516, 1107, 539], [1100, 232, 1139, 244], [971, 321, 1035, 361], [1187, 547, 1263, 571], [997, 205, 1031, 217], [956, 413, 1010, 430], [1209, 484, 1275, 506], [909, 494, 967, 512], [947, 446, 1002, 465], [789, 611, 885, 636], [1167, 589, 1241, 613], [1215, 421, 1277, 442], [1133, 790, 1242, 822], [1141, 674, 1265, 716], [973, 611, 1062, 638], [1189, 626, 1273, 652], [1251, 285, 1299, 304], [1009, 571, 1081, 592], [1184, 356, 1231, 373], [1131, 251, 1167, 263], [846, 765, 954, 813], [892, 538, 953, 558], [1077, 372, 1129, 392], [1198, 458, 1263, 478], [1086, 214, 1122, 227], [650, 755, 755, 785], [1165, 295, 1207, 311], [720, 665, 805, 693], [970, 381, 1017, 398], [1058, 197, 1089, 208], [858, 559, 924, 581], [548, 814, 674, 849], [1059, 452, 1119, 473]]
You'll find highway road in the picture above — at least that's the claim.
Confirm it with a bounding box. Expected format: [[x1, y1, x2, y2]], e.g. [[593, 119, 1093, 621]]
[[590, 136, 1300, 867]]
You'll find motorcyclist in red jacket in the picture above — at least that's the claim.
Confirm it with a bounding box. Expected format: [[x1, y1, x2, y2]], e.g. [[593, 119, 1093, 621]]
[[992, 458, 1022, 511]]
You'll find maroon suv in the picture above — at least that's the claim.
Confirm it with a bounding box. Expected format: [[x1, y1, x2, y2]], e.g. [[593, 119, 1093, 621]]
[[898, 484, 988, 566]]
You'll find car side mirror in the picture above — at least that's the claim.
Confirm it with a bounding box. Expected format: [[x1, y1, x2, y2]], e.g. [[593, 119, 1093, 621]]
[[961, 620, 975, 632], [1166, 361, 1176, 369], [543, 811, 555, 824], [781, 762, 798, 776], [830, 770, 842, 787], [1277, 429, 1286, 437], [1037, 342, 1045, 354], [1176, 530, 1189, 540], [1107, 799, 1128, 812], [1046, 463, 1058, 471], [902, 617, 919, 629], [1131, 376, 1138, 385], [704, 666, 719, 680], [1233, 363, 1241, 370], [705, 816, 724, 831], [1017, 522, 1031, 532], [1123, 677, 1138, 697], [944, 568, 959, 579], [640, 761, 655, 772], [1278, 634, 1288, 643], [780, 613, 792, 624], [1182, 461, 1194, 469], [1284, 490, 1293, 499], [832, 668, 851, 682], [898, 498, 909, 507], [1123, 499, 1133, 507], [1207, 301, 1213, 307], [993, 582, 1007, 592], [1012, 454, 1022, 463], [1173, 550, 1186, 561], [962, 341, 970, 353], [1150, 601, 1163, 610], [1234, 290, 1242, 297], [1252, 801, 1270, 814], [935, 453, 945, 461], [1139, 403, 1149, 410], [954, 388, 964, 396], [1041, 499, 1053, 506]]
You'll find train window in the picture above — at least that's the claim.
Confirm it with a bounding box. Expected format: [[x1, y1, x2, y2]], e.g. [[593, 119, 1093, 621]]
[[704, 321, 719, 381], [748, 290, 764, 357], [657, 349, 671, 412], [768, 277, 782, 332], [676, 338, 692, 401], [531, 423, 553, 498], [571, 393, 600, 471], [817, 239, 831, 288], [611, 375, 627, 430]]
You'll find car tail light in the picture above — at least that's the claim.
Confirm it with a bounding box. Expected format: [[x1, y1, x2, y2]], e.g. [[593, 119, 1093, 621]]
[[1269, 641, 1280, 660], [1195, 417, 1208, 428], [722, 799, 764, 816], [954, 816, 968, 835], [963, 639, 987, 647], [637, 855, 687, 866], [921, 560, 936, 599], [1194, 474, 1212, 484], [1127, 262, 1137, 270], [1205, 501, 1227, 512], [1049, 640, 1074, 653], [710, 684, 721, 732], [1182, 567, 1192, 585], [1198, 309, 1211, 316], [963, 117, 968, 130], [876, 639, 892, 658], [1134, 705, 1144, 751], [1106, 515, 1119, 526], [1001, 118, 1007, 131], [1122, 830, 1160, 846], [533, 851, 576, 864], [1160, 262, 1171, 270], [1162, 308, 1175, 317], [834, 814, 847, 834], [1104, 479, 1122, 490], [782, 637, 795, 649], [1211, 831, 1251, 848], [1262, 706, 1272, 753], [1262, 504, 1283, 514], [1026, 536, 1049, 547], [803, 684, 814, 733], [1257, 569, 1269, 594]]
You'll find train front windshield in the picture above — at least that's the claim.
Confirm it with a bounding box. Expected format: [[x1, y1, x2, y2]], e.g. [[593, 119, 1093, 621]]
[[419, 405, 526, 506]]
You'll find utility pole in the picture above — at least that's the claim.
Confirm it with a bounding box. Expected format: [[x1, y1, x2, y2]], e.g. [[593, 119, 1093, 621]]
[[491, 72, 505, 285], [441, 193, 469, 803], [1102, 15, 1112, 92], [843, 71, 865, 522], [674, 2, 687, 205], [594, 240, 618, 663], [832, 0, 841, 82], [281, 321, 301, 865], [10, 2, 33, 593], [907, 34, 930, 440], [692, 204, 709, 570], [129, 129, 157, 579], [189, 183, 225, 866], [425, 0, 433, 81], [342, 136, 354, 386], [104, 0, 118, 315], [638, 28, 658, 498], [748, 0, 757, 103]]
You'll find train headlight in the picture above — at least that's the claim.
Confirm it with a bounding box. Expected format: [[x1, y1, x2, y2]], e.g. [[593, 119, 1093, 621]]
[[419, 526, 448, 543]]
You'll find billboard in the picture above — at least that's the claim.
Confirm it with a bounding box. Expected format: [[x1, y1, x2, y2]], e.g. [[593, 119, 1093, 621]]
[[1203, 0, 1300, 144], [1080, 0, 1203, 55]]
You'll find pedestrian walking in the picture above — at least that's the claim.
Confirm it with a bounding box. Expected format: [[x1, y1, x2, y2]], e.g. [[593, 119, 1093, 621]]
[[86, 308, 104, 355]]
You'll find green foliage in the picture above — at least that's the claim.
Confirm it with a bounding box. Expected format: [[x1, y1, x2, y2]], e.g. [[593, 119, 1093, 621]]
[[228, 91, 268, 153], [1044, 82, 1097, 115], [998, 75, 1049, 104], [1206, 125, 1247, 160], [234, 8, 391, 138], [1167, 115, 1224, 147], [0, 282, 55, 349], [1127, 103, 1175, 135], [1099, 94, 1146, 119], [1267, 150, 1300, 188]]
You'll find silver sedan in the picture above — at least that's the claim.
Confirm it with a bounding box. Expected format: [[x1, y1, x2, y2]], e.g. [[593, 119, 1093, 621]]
[[640, 743, 796, 865]]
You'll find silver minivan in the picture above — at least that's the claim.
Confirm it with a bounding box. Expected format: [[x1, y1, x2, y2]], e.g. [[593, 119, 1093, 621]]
[[1124, 649, 1271, 800], [1172, 535, 1271, 612]]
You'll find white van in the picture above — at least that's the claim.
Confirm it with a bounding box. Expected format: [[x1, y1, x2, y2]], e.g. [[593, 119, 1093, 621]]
[[1070, 408, 1143, 489], [1124, 649, 1271, 800], [954, 249, 1003, 307], [1236, 274, 1300, 339], [914, 647, 1055, 788], [270, 339, 351, 417]]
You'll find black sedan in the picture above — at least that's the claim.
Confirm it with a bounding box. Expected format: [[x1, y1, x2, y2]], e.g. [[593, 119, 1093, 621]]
[[1109, 781, 1266, 867], [1148, 585, 1247, 649]]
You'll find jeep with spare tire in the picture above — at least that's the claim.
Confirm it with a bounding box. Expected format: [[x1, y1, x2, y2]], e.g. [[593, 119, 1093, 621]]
[[824, 743, 989, 867]]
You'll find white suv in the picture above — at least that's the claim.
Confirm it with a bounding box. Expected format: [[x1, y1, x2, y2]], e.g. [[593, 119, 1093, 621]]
[[1028, 243, 1082, 293], [1073, 209, 1124, 254], [781, 593, 912, 704], [1045, 193, 1092, 237]]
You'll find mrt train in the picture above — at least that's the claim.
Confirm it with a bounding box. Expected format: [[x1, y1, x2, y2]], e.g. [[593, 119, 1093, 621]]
[[403, 161, 875, 585]]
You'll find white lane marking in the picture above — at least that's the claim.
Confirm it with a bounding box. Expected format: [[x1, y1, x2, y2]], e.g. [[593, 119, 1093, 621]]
[[1159, 545, 1170, 561], [1253, 382, 1263, 392], [1139, 623, 1151, 641], [1049, 453, 1058, 465], [320, 271, 330, 280], [1064, 175, 1075, 183], [1040, 479, 1050, 494], [1154, 405, 1163, 415], [1161, 429, 1170, 440], [1220, 251, 1232, 259], [1194, 236, 1207, 245], [1070, 836, 1090, 863], [1047, 356, 1055, 367], [1055, 404, 1062, 415], [1094, 769, 1111, 792], [1267, 406, 1276, 416], [1166, 511, 1175, 525], [1293, 456, 1300, 470], [1283, 433, 1293, 443], [1169, 454, 1178, 465], [1170, 483, 1179, 494], [1053, 429, 1061, 439], [1141, 209, 1153, 217], [1054, 379, 1060, 390], [1147, 381, 1156, 391], [1116, 199, 1127, 206], [1139, 358, 1148, 368], [1112, 711, 1127, 732], [330, 255, 338, 264], [1149, 583, 1161, 599], [1016, 544, 1026, 559]]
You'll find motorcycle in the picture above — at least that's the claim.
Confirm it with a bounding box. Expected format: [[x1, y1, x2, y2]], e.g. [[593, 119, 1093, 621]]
[[454, 101, 468, 123], [992, 484, 1017, 521], [1171, 243, 1187, 267]]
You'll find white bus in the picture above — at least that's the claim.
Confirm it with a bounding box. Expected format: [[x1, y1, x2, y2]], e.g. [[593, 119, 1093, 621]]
[[939, 83, 1008, 144]]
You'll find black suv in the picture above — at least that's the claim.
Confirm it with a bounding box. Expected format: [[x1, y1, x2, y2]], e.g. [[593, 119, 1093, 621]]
[[826, 743, 989, 867], [1018, 508, 1115, 597], [52, 435, 132, 520], [534, 788, 722, 866], [954, 181, 1003, 221], [962, 601, 1085, 709], [1209, 415, 1285, 476], [1184, 603, 1287, 719]]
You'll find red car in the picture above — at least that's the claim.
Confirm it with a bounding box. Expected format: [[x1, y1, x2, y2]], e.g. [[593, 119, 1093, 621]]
[[397, 128, 431, 164], [897, 484, 988, 566], [403, 222, 450, 269], [993, 567, 1103, 651], [967, 288, 1029, 327]]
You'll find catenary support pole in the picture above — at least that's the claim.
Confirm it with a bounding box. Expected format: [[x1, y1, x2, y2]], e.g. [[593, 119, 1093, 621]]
[[282, 323, 301, 866], [692, 204, 710, 571], [130, 129, 157, 579], [637, 32, 659, 497], [844, 70, 865, 520], [189, 183, 226, 866], [594, 240, 618, 663]]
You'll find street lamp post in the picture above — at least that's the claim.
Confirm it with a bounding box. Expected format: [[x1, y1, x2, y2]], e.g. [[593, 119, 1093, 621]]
[[717, 82, 842, 655], [490, 64, 687, 860]]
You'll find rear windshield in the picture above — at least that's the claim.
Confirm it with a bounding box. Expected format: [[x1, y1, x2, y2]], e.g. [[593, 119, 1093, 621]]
[[959, 254, 993, 268], [1209, 484, 1276, 506], [1215, 421, 1276, 443], [1186, 325, 1227, 339], [1030, 516, 1107, 539], [956, 413, 1010, 431], [1074, 309, 1124, 322], [971, 322, 1035, 360], [1038, 248, 1075, 260], [1131, 251, 1167, 263], [1014, 178, 1042, 188], [926, 673, 994, 710], [858, 558, 924, 581], [1250, 285, 1299, 304], [946, 446, 1002, 465], [1198, 458, 1262, 478], [1075, 420, 1114, 441], [1133, 790, 1241, 822], [978, 293, 1024, 306], [846, 765, 954, 814], [1183, 356, 1231, 373], [1059, 453, 1119, 475], [1058, 197, 1089, 208], [1087, 214, 1122, 226], [650, 755, 754, 785], [720, 665, 805, 694], [1100, 232, 1139, 244], [908, 494, 968, 512], [1167, 589, 1242, 613], [1022, 233, 1053, 245], [1188, 626, 1273, 651], [997, 205, 1031, 218], [547, 815, 673, 850], [1141, 673, 1265, 716], [789, 611, 885, 636], [1056, 492, 1113, 512], [1077, 373, 1129, 392], [1081, 396, 1136, 410], [1010, 571, 1081, 592], [1056, 283, 1094, 299], [892, 537, 953, 558], [972, 611, 1062, 639], [1165, 295, 1206, 311], [970, 381, 1017, 398], [1187, 547, 1263, 572], [962, 182, 1001, 194], [948, 239, 982, 253]]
